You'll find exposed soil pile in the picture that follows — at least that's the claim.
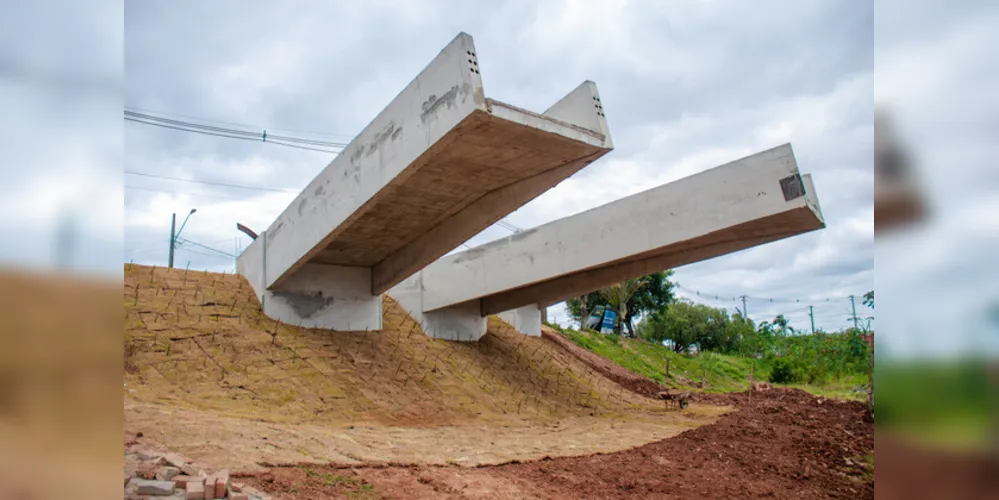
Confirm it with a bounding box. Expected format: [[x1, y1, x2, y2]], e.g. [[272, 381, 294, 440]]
[[876, 435, 999, 500], [124, 264, 721, 471], [541, 326, 668, 398], [242, 388, 873, 499]]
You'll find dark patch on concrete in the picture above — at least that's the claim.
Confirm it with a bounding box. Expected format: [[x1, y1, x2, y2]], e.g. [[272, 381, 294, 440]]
[[297, 197, 308, 216], [365, 122, 399, 158], [780, 174, 805, 201], [269, 222, 284, 241], [349, 145, 364, 164], [271, 290, 334, 318], [420, 85, 460, 123], [314, 185, 325, 197]]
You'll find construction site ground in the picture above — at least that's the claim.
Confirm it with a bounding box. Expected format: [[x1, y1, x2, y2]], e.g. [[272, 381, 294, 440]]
[[123, 265, 874, 498]]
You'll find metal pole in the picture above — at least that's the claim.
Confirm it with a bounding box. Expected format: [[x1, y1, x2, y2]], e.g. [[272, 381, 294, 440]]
[[168, 212, 176, 269], [741, 295, 748, 319], [809, 305, 815, 334]]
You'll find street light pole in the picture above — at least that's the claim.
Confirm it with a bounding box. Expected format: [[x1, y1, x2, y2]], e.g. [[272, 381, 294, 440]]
[[168, 208, 197, 269], [168, 213, 176, 269]]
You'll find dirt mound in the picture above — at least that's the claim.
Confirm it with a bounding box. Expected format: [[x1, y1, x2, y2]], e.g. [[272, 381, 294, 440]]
[[541, 326, 668, 398], [243, 388, 874, 499], [124, 264, 723, 470]]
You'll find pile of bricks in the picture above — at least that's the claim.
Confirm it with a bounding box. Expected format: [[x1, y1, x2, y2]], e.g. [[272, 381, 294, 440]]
[[124, 443, 271, 500]]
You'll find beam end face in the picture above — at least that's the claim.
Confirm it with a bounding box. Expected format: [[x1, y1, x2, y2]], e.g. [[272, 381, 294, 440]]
[[542, 80, 613, 149]]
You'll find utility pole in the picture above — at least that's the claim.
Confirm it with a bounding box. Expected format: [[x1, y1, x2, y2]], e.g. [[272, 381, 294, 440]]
[[809, 305, 815, 334], [849, 295, 860, 331], [741, 295, 748, 320], [168, 208, 197, 269], [168, 213, 177, 269]]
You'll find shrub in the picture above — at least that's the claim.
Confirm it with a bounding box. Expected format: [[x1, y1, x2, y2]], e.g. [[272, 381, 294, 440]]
[[769, 358, 800, 384]]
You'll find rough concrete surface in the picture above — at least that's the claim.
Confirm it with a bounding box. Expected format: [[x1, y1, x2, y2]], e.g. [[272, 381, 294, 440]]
[[237, 31, 613, 332]]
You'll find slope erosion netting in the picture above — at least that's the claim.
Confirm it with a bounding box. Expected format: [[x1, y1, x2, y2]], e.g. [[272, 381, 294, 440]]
[[123, 264, 657, 427]]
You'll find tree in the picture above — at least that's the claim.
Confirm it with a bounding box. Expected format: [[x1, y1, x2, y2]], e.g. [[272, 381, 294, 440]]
[[598, 277, 648, 336], [626, 271, 675, 330], [566, 271, 675, 332], [863, 290, 874, 309], [639, 299, 734, 353]]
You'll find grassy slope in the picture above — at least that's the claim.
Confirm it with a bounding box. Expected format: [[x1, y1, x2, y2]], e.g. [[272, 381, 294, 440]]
[[550, 324, 867, 400]]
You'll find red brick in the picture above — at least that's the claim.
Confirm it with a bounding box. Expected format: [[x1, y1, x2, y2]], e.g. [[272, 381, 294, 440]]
[[214, 469, 230, 498], [173, 475, 202, 489]]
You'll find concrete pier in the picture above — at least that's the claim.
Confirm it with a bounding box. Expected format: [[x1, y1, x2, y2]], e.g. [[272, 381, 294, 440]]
[[390, 144, 826, 340], [237, 32, 613, 330]]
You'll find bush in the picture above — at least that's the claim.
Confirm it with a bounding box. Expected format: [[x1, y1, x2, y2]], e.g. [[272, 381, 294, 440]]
[[769, 358, 801, 384]]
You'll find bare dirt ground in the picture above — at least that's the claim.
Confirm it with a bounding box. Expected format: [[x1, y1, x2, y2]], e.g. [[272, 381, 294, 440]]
[[241, 388, 874, 499], [123, 265, 873, 499], [126, 400, 724, 471]]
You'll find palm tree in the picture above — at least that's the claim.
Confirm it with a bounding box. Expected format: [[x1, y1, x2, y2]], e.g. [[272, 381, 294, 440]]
[[599, 277, 648, 337]]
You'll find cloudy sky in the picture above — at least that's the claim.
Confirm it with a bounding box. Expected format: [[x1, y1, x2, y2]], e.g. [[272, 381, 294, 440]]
[[121, 0, 875, 333]]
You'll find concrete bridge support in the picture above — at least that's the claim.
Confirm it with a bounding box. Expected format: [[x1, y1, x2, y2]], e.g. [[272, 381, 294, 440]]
[[236, 31, 613, 330], [390, 143, 826, 339]]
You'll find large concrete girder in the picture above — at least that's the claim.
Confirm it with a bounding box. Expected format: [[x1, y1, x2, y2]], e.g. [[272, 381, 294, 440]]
[[237, 31, 613, 330], [390, 144, 825, 340]]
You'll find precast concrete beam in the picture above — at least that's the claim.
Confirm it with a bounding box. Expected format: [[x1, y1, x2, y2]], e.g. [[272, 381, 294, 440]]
[[389, 144, 825, 339], [237, 31, 613, 330]]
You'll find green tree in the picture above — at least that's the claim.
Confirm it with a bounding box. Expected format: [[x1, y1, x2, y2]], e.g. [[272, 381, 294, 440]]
[[863, 290, 874, 309], [566, 271, 675, 333], [598, 277, 648, 336], [639, 299, 733, 353]]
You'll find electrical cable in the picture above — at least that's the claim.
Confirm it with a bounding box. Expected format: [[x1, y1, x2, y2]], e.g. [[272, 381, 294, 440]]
[[125, 171, 299, 193]]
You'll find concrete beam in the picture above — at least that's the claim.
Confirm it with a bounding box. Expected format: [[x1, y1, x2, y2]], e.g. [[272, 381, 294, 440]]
[[390, 144, 826, 339], [237, 32, 613, 330]]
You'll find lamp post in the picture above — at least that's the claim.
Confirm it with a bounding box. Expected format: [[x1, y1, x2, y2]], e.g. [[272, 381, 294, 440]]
[[168, 208, 197, 268]]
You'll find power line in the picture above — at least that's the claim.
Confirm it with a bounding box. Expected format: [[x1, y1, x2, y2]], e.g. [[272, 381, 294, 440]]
[[175, 237, 235, 258], [125, 171, 299, 193], [125, 185, 252, 200], [125, 110, 350, 149], [125, 106, 354, 142], [125, 115, 343, 154]]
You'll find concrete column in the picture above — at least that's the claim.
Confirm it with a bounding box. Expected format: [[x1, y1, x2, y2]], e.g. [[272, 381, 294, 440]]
[[498, 304, 543, 337]]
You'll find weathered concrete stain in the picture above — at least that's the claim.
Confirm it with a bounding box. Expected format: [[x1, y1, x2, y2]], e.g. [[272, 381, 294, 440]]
[[314, 185, 326, 197], [269, 222, 284, 241], [420, 85, 460, 123], [365, 122, 400, 158], [348, 121, 403, 163], [271, 290, 334, 318], [297, 197, 308, 216]]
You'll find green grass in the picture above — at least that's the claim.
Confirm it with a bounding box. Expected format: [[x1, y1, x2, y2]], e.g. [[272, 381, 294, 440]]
[[875, 360, 999, 452], [551, 324, 865, 399]]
